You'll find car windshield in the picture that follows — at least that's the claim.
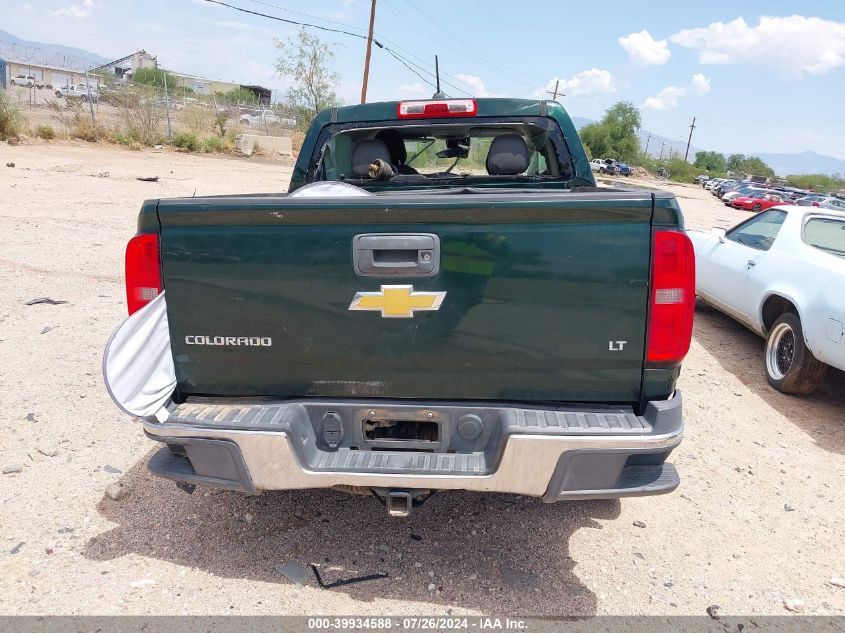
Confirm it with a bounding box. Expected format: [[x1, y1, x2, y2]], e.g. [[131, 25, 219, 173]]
[[727, 210, 788, 251]]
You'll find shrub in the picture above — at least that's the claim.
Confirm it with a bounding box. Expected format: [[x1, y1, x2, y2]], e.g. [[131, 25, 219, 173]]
[[291, 130, 305, 152], [70, 112, 105, 142], [112, 131, 131, 146], [172, 132, 199, 151], [35, 124, 56, 140], [202, 136, 224, 153], [0, 89, 24, 140]]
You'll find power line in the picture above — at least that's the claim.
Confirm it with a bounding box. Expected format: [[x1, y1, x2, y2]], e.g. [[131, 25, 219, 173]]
[[397, 0, 545, 88], [204, 0, 471, 98], [242, 0, 369, 33], [236, 0, 482, 96], [203, 0, 370, 39]]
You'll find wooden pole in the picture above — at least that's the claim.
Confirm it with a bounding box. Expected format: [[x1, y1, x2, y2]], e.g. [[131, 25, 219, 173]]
[[684, 116, 697, 162], [360, 0, 377, 104]]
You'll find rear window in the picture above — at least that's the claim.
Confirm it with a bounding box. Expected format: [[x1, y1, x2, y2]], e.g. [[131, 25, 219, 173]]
[[308, 116, 576, 187], [803, 217, 845, 257]]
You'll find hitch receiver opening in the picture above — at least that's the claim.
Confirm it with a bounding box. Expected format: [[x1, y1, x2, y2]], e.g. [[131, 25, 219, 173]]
[[386, 491, 412, 517]]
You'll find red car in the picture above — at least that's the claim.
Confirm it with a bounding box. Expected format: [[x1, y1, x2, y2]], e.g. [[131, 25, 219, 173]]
[[731, 192, 791, 212]]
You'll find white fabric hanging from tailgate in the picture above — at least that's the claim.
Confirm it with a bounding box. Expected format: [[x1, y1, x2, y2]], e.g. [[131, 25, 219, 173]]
[[103, 291, 175, 420]]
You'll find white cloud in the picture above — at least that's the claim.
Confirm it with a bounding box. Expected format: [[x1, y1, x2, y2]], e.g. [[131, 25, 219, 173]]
[[452, 73, 507, 97], [535, 68, 616, 99], [50, 0, 94, 18], [642, 73, 710, 110], [397, 82, 428, 98], [618, 30, 671, 65], [670, 15, 845, 77]]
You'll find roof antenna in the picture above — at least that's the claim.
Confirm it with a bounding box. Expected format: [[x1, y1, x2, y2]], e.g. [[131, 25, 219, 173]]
[[432, 55, 447, 99]]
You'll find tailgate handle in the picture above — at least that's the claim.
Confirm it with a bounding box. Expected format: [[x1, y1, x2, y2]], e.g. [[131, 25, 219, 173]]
[[353, 233, 440, 277]]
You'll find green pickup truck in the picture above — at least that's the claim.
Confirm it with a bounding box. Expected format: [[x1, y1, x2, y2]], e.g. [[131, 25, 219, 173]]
[[115, 97, 693, 516]]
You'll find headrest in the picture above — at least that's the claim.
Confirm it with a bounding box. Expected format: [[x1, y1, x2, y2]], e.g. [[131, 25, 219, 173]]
[[375, 128, 407, 164], [352, 140, 392, 177], [486, 134, 529, 175]]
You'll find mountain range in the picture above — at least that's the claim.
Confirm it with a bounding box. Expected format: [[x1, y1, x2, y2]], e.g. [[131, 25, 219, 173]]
[[0, 28, 110, 70], [572, 116, 843, 176]]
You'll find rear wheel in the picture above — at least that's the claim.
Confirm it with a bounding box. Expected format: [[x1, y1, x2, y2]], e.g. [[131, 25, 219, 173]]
[[764, 313, 828, 394], [752, 203, 762, 212]]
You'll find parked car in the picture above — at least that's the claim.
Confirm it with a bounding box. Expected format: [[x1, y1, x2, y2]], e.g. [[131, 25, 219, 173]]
[[731, 192, 790, 212], [614, 161, 632, 176], [694, 174, 710, 184], [239, 109, 281, 126], [796, 195, 827, 207], [10, 74, 35, 87], [714, 180, 740, 197], [55, 84, 99, 102], [689, 207, 845, 394], [705, 178, 725, 192], [722, 185, 767, 205], [106, 97, 692, 514], [588, 158, 618, 175], [819, 197, 845, 211]]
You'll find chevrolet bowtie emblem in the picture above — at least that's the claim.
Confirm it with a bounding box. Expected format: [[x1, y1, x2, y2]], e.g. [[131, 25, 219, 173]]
[[349, 285, 446, 318]]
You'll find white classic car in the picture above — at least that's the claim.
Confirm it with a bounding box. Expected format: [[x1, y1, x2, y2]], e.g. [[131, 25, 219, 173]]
[[689, 206, 845, 394]]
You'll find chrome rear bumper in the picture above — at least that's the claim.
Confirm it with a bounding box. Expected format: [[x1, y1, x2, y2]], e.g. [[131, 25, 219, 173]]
[[142, 392, 683, 500]]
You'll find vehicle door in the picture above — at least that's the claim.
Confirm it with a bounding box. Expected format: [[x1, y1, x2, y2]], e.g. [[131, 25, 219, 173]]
[[697, 210, 788, 321]]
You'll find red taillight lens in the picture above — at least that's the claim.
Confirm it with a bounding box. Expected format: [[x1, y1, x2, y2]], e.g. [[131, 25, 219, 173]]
[[125, 233, 161, 315], [647, 229, 695, 365], [397, 99, 477, 118]]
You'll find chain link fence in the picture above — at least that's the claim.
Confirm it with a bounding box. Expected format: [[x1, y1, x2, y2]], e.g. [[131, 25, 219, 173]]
[[3, 78, 297, 151]]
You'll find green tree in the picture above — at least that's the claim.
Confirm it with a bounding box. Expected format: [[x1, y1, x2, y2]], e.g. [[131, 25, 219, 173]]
[[726, 153, 745, 172], [216, 87, 258, 106], [693, 150, 727, 173], [132, 67, 180, 89], [275, 28, 342, 132], [579, 101, 641, 164], [739, 156, 775, 178], [785, 173, 845, 192]]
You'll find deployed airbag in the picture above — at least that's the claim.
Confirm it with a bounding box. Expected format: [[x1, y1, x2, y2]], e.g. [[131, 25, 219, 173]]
[[103, 292, 176, 419]]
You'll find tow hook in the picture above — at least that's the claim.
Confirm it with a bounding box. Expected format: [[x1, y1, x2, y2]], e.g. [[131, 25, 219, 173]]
[[386, 491, 412, 517]]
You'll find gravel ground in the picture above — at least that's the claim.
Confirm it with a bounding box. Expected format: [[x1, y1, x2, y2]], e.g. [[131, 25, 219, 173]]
[[1, 142, 843, 616]]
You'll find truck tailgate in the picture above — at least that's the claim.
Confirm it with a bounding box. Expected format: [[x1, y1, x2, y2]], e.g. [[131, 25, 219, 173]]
[[157, 192, 654, 403]]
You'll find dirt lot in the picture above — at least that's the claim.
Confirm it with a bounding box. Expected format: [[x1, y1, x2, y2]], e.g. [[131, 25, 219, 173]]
[[1, 142, 843, 616]]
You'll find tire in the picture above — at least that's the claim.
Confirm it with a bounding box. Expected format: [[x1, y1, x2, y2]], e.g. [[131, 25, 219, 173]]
[[599, 167, 606, 174], [55, 91, 62, 98], [764, 313, 828, 395], [752, 203, 762, 212]]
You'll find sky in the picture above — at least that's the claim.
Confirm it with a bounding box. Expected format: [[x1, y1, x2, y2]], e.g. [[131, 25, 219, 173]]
[[2, 0, 845, 158]]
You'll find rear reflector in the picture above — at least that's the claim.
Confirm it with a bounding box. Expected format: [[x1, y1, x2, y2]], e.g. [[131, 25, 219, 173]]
[[397, 99, 477, 119], [125, 233, 161, 315], [647, 229, 695, 364]]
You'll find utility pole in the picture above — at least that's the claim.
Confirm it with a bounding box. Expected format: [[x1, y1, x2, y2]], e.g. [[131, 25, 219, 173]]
[[659, 141, 666, 161], [643, 132, 651, 157], [546, 79, 561, 101], [684, 116, 697, 161], [360, 0, 377, 104], [163, 70, 173, 140], [84, 67, 96, 129]]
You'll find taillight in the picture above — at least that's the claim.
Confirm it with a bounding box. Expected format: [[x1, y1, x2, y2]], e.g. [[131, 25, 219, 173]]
[[397, 99, 477, 118], [125, 233, 161, 315], [647, 229, 695, 365]]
